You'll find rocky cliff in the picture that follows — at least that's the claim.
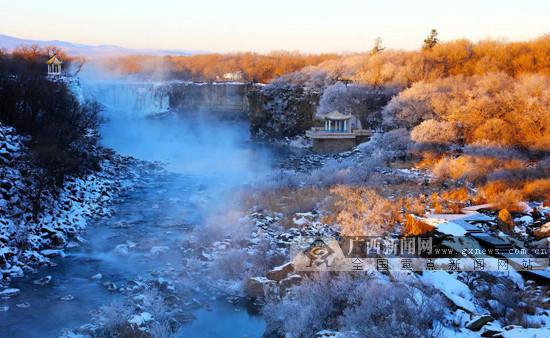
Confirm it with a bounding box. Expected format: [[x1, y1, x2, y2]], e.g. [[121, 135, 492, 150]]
[[247, 85, 320, 139], [168, 82, 253, 120]]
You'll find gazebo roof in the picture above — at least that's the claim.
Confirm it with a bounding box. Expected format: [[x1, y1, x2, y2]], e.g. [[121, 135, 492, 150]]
[[46, 55, 63, 65], [324, 111, 351, 120]]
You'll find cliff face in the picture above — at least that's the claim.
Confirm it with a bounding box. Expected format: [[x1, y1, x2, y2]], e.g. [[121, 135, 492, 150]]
[[168, 82, 321, 138], [247, 85, 320, 139], [168, 83, 253, 120]]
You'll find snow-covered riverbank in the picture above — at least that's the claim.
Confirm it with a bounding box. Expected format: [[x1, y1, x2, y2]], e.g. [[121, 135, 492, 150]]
[[0, 122, 160, 292]]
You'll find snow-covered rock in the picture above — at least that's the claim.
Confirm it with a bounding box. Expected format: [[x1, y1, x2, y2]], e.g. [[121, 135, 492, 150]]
[[0, 288, 20, 298], [128, 312, 153, 326], [465, 315, 494, 331], [266, 262, 295, 282], [420, 271, 477, 313]]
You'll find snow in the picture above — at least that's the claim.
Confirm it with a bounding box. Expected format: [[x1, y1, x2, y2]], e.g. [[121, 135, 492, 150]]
[[0, 288, 20, 298], [500, 326, 550, 337], [516, 215, 534, 224], [420, 271, 477, 313], [128, 312, 153, 326], [435, 221, 468, 236]]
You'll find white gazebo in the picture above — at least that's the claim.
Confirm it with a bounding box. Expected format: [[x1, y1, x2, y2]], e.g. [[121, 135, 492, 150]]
[[305, 110, 371, 153], [46, 54, 63, 76], [323, 111, 352, 132]]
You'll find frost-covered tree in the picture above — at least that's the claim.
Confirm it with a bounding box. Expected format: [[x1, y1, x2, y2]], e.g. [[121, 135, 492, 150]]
[[317, 82, 397, 129], [422, 29, 439, 50], [370, 37, 385, 55], [383, 73, 550, 151], [411, 119, 461, 146]]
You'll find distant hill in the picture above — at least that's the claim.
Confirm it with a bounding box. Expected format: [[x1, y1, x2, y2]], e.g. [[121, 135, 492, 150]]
[[0, 33, 199, 57]]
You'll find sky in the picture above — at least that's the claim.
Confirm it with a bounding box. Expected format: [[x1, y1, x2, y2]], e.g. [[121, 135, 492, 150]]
[[0, 0, 548, 53]]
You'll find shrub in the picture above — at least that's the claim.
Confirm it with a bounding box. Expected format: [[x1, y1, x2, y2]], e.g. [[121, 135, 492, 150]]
[[324, 186, 401, 236], [411, 119, 461, 146], [431, 155, 524, 183], [522, 179, 550, 203], [263, 273, 445, 338]]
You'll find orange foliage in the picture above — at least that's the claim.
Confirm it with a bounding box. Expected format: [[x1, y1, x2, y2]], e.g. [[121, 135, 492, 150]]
[[349, 35, 550, 86], [431, 155, 524, 182], [404, 214, 435, 236], [477, 181, 524, 212], [325, 186, 401, 236], [522, 179, 550, 204]]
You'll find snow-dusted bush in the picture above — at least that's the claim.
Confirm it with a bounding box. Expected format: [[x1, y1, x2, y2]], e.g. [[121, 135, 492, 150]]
[[431, 154, 525, 183], [359, 129, 412, 163], [269, 67, 335, 92], [339, 281, 444, 337], [324, 186, 400, 236], [411, 119, 461, 146], [93, 301, 134, 337], [263, 273, 444, 338], [383, 73, 550, 151]]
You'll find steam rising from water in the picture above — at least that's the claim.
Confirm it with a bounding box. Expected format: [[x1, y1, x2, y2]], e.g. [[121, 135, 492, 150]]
[[79, 66, 280, 236]]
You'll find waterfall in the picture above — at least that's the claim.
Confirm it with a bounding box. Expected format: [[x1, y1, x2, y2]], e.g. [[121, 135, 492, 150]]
[[80, 80, 171, 118]]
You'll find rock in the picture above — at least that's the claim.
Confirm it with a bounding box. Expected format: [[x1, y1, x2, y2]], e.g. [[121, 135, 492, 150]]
[[150, 246, 169, 255], [314, 330, 354, 338], [183, 298, 202, 310], [199, 250, 213, 261], [40, 249, 65, 258], [497, 209, 514, 233], [0, 288, 20, 298], [466, 315, 494, 331], [480, 326, 502, 337], [114, 244, 129, 256], [103, 281, 117, 292], [533, 222, 550, 239], [516, 215, 533, 224], [128, 312, 153, 326], [266, 262, 295, 282], [8, 265, 24, 278], [172, 311, 196, 324], [113, 222, 129, 229], [33, 275, 52, 285], [245, 277, 276, 299], [279, 274, 302, 294], [60, 294, 74, 301], [91, 273, 103, 280], [452, 309, 469, 327]]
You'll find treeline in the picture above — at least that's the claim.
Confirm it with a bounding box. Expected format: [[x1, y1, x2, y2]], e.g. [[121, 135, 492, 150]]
[[0, 47, 100, 186], [97, 51, 339, 82], [319, 35, 550, 86]]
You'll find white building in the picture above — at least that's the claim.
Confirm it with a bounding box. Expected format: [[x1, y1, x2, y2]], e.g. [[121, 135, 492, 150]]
[[46, 55, 62, 76], [222, 71, 244, 81]]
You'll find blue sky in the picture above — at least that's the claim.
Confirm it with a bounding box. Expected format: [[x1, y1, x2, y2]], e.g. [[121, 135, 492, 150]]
[[0, 0, 548, 52]]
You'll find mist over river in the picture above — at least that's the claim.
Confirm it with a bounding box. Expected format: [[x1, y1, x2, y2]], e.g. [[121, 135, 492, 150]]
[[0, 80, 289, 337]]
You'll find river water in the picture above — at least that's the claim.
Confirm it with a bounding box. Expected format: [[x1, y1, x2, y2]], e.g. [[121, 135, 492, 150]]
[[0, 108, 285, 337]]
